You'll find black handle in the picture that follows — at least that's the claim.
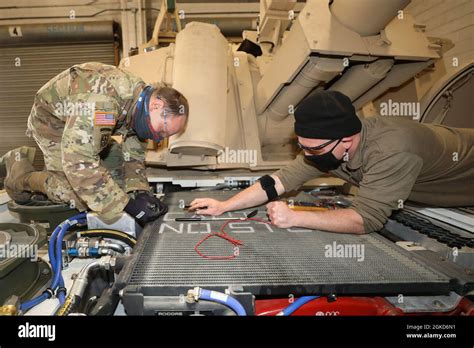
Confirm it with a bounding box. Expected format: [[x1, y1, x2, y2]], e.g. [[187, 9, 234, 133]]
[[175, 217, 202, 221]]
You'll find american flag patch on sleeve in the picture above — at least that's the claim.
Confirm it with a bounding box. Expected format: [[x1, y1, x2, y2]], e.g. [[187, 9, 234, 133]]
[[94, 111, 116, 126]]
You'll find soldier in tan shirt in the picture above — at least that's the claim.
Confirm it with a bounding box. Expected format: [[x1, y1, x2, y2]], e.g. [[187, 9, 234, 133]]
[[190, 91, 474, 234]]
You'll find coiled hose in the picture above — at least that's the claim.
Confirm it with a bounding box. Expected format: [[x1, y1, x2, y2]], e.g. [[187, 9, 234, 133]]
[[78, 229, 136, 247]]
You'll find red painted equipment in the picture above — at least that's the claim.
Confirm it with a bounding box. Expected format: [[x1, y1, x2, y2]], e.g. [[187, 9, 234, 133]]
[[255, 296, 474, 316]]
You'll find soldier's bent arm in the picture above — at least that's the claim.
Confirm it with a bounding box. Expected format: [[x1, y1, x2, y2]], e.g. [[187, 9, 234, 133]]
[[218, 152, 323, 213], [61, 94, 129, 220], [351, 151, 424, 233], [122, 135, 150, 193]]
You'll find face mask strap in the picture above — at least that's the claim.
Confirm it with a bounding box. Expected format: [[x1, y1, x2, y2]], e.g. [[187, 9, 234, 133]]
[[133, 85, 162, 142], [311, 139, 342, 157], [162, 107, 168, 135], [146, 91, 167, 143], [304, 138, 345, 172], [136, 85, 153, 115]]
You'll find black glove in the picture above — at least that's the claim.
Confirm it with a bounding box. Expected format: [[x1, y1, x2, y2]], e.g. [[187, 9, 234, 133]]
[[143, 193, 168, 217], [124, 192, 168, 226]]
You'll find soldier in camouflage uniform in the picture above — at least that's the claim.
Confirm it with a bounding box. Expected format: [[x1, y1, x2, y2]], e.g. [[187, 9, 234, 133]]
[[2, 62, 188, 225]]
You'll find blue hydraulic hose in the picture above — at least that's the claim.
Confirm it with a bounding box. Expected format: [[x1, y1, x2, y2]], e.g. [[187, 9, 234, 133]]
[[20, 213, 86, 313], [48, 224, 67, 304], [51, 222, 72, 289], [278, 296, 320, 316], [20, 223, 63, 312], [53, 214, 86, 304], [57, 279, 66, 305], [51, 225, 65, 305], [48, 225, 61, 262], [52, 214, 86, 289], [199, 289, 247, 316], [19, 292, 50, 312], [48, 225, 62, 285]]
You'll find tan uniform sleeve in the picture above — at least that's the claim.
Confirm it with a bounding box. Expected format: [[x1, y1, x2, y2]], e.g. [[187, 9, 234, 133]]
[[272, 152, 323, 192], [351, 152, 423, 233], [122, 135, 149, 193], [61, 94, 129, 220]]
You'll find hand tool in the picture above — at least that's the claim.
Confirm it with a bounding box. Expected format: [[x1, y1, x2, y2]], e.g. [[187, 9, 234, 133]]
[[175, 209, 258, 222]]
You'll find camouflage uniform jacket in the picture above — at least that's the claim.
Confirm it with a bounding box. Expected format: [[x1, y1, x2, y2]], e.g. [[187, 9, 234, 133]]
[[27, 62, 149, 219]]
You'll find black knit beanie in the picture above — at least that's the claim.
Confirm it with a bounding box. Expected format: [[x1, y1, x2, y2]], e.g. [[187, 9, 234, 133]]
[[294, 90, 362, 139]]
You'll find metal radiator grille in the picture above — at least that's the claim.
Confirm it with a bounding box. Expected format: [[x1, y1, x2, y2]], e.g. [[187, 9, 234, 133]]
[[123, 192, 451, 296]]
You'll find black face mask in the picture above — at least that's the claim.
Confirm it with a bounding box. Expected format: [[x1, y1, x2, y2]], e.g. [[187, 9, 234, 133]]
[[305, 139, 346, 172], [132, 86, 164, 143]]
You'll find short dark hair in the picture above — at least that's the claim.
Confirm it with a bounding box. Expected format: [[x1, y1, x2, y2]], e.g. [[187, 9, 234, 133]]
[[152, 85, 189, 118]]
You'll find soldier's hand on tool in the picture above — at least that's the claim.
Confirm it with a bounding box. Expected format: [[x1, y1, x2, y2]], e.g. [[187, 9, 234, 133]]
[[188, 198, 225, 216], [266, 201, 297, 228]]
